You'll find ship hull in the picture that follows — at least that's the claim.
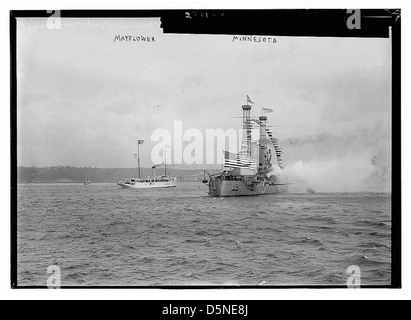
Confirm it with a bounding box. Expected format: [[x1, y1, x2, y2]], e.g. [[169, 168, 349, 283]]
[[208, 180, 287, 197], [117, 180, 177, 189]]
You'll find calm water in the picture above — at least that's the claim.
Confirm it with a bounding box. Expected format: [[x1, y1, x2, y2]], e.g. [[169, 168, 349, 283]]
[[17, 182, 391, 286]]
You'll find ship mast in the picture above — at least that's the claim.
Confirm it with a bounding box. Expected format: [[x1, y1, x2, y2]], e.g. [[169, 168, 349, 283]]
[[241, 103, 252, 157], [137, 141, 141, 179], [164, 146, 167, 176], [259, 116, 268, 172]]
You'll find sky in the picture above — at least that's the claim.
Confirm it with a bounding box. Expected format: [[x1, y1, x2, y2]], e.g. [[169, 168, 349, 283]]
[[16, 17, 391, 191]]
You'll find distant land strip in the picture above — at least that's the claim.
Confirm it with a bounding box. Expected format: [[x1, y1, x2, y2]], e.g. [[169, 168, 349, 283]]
[[16, 166, 220, 183]]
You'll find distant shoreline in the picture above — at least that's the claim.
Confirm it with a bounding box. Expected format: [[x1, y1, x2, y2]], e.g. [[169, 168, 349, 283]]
[[16, 166, 220, 184]]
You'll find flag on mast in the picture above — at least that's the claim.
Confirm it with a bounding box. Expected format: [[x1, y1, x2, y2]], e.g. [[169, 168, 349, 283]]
[[246, 95, 255, 105], [138, 139, 144, 144], [262, 107, 274, 113], [223, 150, 256, 169]]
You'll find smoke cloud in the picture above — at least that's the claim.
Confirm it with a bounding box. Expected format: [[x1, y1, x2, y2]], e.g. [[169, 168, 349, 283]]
[[283, 152, 390, 193]]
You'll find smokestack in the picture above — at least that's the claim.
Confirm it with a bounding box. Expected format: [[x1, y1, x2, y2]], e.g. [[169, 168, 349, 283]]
[[241, 105, 252, 157], [259, 116, 267, 168]]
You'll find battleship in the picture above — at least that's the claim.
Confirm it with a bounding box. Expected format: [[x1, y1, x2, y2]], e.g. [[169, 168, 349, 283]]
[[117, 140, 177, 189], [204, 96, 288, 197]]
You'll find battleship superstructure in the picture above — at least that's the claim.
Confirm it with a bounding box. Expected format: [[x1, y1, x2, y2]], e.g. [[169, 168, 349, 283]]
[[204, 97, 288, 197]]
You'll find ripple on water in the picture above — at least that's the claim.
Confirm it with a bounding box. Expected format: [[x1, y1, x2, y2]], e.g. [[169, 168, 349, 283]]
[[17, 184, 392, 286]]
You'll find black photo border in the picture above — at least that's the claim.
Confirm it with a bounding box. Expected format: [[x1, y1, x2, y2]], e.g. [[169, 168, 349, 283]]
[[10, 9, 401, 289]]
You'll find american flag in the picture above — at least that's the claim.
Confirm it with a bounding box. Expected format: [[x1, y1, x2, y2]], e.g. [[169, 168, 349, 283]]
[[224, 151, 256, 169]]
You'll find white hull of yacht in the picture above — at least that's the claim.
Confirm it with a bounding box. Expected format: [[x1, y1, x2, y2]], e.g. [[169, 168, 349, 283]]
[[117, 179, 177, 189]]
